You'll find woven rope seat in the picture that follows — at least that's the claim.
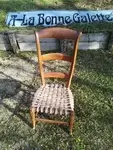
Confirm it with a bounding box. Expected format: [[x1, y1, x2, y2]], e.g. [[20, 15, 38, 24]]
[[32, 84, 74, 116]]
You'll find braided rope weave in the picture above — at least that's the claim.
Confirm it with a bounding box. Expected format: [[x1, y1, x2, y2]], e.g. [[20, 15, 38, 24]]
[[32, 84, 74, 116]]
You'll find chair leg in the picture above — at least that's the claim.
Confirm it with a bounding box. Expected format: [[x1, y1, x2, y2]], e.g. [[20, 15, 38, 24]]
[[69, 111, 74, 135], [30, 107, 36, 129]]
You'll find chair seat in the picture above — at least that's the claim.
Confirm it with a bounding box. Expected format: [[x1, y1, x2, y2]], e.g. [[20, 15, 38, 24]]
[[32, 84, 74, 116]]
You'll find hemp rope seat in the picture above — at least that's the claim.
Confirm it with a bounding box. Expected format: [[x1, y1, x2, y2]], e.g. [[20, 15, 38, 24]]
[[32, 84, 74, 116], [30, 27, 82, 135]]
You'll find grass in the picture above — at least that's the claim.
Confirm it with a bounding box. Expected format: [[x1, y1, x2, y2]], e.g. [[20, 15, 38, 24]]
[[0, 50, 113, 149], [0, 0, 113, 32]]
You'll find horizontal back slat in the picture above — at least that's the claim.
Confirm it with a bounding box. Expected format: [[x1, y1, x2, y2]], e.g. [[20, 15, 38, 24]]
[[44, 72, 69, 79], [38, 28, 77, 40], [42, 53, 72, 62]]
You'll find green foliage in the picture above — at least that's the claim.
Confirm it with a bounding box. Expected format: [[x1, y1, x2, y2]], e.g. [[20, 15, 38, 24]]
[[69, 22, 113, 32]]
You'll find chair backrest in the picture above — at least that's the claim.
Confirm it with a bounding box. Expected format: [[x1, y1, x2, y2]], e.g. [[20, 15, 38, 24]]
[[35, 27, 82, 88]]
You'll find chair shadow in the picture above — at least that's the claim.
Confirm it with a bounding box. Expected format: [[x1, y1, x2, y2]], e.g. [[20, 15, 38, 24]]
[[0, 71, 35, 128], [0, 78, 21, 101], [1, 87, 34, 128], [2, 102, 32, 128]]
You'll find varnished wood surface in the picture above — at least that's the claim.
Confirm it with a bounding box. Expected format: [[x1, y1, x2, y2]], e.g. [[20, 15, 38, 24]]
[[42, 53, 72, 62], [36, 118, 68, 125], [44, 72, 69, 79], [38, 27, 78, 40]]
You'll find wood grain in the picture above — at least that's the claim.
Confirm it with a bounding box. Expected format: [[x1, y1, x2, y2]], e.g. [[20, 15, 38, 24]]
[[42, 53, 72, 62], [36, 118, 68, 125], [44, 72, 69, 79]]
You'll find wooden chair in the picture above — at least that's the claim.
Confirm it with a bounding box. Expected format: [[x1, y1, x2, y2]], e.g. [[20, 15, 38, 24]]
[[30, 27, 82, 134]]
